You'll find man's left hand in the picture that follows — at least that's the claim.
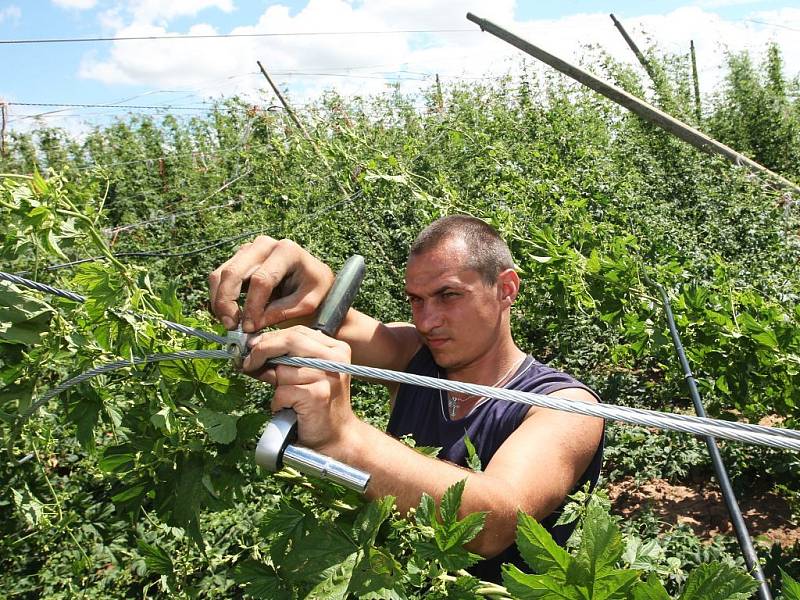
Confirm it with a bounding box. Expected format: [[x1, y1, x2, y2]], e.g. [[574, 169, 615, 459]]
[[243, 326, 357, 452]]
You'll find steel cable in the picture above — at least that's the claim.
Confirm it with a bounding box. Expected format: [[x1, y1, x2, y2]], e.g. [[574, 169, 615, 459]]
[[8, 345, 800, 457], [269, 357, 800, 452]]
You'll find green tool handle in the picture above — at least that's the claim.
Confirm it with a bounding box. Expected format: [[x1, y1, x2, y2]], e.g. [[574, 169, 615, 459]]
[[312, 255, 366, 336]]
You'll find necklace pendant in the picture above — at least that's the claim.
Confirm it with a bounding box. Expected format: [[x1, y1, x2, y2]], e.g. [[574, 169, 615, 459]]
[[448, 395, 458, 419]]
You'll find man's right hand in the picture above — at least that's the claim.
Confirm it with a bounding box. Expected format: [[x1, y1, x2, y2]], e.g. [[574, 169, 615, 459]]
[[209, 236, 334, 332]]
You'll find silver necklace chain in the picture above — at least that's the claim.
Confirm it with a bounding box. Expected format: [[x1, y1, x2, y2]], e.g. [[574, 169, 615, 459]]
[[446, 355, 526, 419]]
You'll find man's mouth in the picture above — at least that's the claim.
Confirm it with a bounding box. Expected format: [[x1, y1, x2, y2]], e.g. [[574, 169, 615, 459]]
[[426, 337, 449, 348]]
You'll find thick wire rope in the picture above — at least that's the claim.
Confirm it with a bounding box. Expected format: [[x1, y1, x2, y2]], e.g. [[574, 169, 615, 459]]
[[10, 350, 800, 461], [269, 357, 800, 452]]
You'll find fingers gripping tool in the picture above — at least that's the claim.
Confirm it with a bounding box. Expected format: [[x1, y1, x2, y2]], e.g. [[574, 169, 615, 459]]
[[225, 256, 371, 493]]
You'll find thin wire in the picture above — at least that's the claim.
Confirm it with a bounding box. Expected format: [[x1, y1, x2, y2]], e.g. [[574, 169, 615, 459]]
[[0, 29, 476, 45], [0, 272, 226, 346], [103, 198, 243, 235], [107, 166, 254, 233], [8, 102, 214, 110], [9, 349, 232, 458], [743, 19, 800, 33]]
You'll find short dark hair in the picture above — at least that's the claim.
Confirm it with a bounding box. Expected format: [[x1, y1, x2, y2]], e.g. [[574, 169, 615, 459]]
[[409, 215, 515, 285]]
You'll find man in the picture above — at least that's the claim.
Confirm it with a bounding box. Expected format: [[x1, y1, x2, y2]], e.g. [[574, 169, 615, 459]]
[[209, 215, 604, 582]]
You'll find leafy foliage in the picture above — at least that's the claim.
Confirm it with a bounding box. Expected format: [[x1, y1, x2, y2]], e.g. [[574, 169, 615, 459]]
[[506, 497, 756, 600]]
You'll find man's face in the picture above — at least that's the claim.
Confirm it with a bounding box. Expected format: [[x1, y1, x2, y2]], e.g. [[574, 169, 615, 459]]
[[404, 240, 505, 370]]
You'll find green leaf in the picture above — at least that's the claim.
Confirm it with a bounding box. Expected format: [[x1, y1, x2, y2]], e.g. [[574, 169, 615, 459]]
[[353, 496, 395, 547], [197, 408, 238, 444], [516, 511, 571, 575], [442, 511, 486, 550], [261, 501, 307, 559], [71, 263, 126, 313], [112, 484, 146, 503], [347, 547, 406, 600], [440, 478, 467, 527], [568, 500, 623, 586], [678, 562, 757, 600], [463, 433, 482, 471], [98, 451, 135, 473], [632, 574, 671, 600], [305, 552, 359, 600], [280, 523, 357, 586], [413, 539, 482, 572], [261, 501, 306, 537], [232, 561, 291, 600], [593, 570, 642, 600], [137, 540, 173, 577], [43, 228, 68, 260], [752, 329, 780, 350], [502, 564, 582, 600], [415, 492, 437, 529], [68, 391, 101, 449], [0, 283, 53, 345], [780, 569, 800, 600], [172, 453, 205, 545]]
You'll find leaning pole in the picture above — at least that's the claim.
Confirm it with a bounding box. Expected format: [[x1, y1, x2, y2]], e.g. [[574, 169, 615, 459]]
[[466, 12, 800, 198]]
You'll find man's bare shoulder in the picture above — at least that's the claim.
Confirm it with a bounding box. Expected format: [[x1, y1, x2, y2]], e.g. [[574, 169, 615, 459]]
[[523, 386, 599, 421]]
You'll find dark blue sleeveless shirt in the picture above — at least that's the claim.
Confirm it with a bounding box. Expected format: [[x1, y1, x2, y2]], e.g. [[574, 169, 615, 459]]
[[387, 346, 604, 583]]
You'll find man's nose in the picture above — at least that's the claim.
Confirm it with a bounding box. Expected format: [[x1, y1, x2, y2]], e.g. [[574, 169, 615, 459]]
[[414, 302, 443, 333]]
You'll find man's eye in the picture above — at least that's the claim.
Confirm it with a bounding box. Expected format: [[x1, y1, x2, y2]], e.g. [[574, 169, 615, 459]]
[[442, 292, 459, 299]]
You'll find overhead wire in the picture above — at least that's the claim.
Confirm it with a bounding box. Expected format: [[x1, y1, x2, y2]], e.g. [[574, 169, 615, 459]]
[[8, 338, 800, 457], [743, 18, 800, 33], [0, 29, 476, 45]]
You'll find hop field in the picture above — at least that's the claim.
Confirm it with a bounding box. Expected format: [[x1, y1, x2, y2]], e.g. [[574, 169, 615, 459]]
[[1, 42, 800, 599]]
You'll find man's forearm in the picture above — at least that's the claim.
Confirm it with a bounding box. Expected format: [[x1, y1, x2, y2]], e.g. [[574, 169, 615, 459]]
[[335, 309, 420, 372], [324, 418, 526, 558]]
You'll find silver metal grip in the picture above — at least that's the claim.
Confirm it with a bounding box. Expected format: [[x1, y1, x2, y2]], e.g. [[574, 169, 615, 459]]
[[254, 409, 370, 493], [282, 445, 371, 493]]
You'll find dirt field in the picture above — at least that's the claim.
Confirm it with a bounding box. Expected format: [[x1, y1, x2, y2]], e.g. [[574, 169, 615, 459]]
[[609, 477, 800, 547]]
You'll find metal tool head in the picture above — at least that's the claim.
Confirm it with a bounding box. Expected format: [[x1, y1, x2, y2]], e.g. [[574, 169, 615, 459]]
[[226, 327, 250, 368], [254, 409, 298, 471]]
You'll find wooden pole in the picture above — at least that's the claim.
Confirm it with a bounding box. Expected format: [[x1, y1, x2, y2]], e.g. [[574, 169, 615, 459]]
[[466, 12, 800, 196], [0, 101, 7, 158], [256, 60, 346, 196], [257, 60, 311, 139], [690, 40, 702, 123], [609, 14, 659, 87], [435, 73, 444, 112]]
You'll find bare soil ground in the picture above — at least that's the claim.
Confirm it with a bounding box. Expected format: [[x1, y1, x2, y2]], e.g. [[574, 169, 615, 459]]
[[608, 477, 800, 547]]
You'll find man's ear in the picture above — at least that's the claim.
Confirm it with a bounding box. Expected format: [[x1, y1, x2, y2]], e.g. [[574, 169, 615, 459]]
[[497, 269, 520, 308]]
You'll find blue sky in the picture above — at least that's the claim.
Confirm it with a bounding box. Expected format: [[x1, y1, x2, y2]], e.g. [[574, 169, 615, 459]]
[[2, 1, 799, 133]]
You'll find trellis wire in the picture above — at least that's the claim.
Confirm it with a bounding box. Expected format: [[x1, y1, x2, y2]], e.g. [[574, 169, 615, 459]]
[[0, 271, 226, 347]]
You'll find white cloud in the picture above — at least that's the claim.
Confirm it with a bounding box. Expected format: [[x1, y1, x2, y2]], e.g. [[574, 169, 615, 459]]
[[52, 0, 98, 9], [129, 0, 235, 25], [0, 4, 21, 24], [693, 0, 762, 8], [75, 2, 800, 109]]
